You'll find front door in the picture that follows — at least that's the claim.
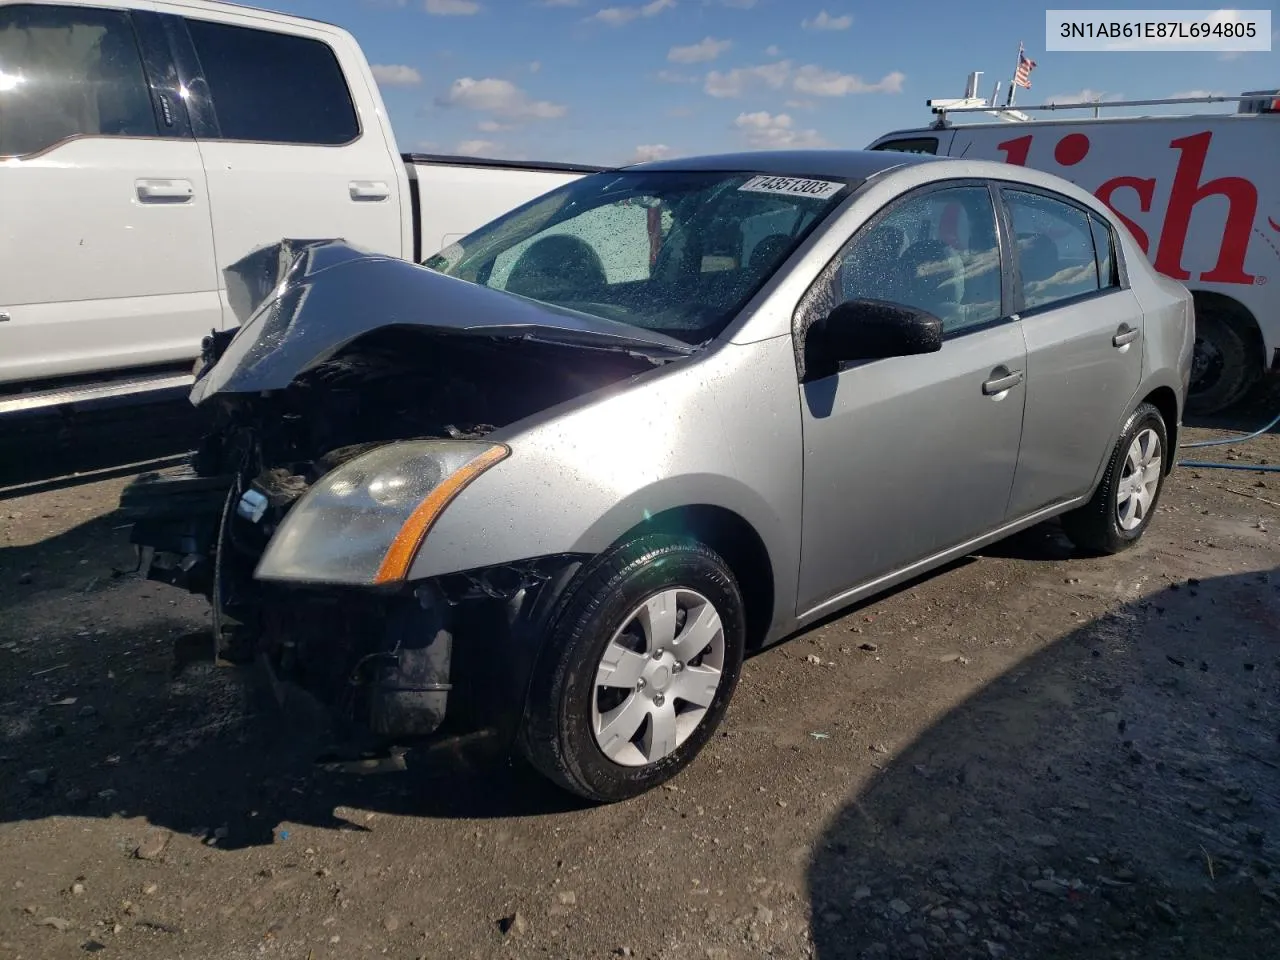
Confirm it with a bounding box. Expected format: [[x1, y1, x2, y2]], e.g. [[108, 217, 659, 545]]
[[796, 182, 1027, 615], [0, 2, 221, 385], [168, 13, 405, 325], [998, 185, 1146, 517]]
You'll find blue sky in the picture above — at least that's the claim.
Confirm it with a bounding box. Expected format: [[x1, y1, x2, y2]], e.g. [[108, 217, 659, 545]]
[[265, 0, 1278, 165]]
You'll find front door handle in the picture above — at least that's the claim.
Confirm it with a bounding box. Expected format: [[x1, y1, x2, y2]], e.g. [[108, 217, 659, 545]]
[[1113, 324, 1140, 347], [349, 180, 390, 201], [136, 179, 194, 203], [982, 369, 1024, 396]]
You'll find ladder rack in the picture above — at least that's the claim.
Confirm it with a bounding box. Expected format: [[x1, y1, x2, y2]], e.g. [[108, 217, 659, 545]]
[[928, 92, 1277, 127]]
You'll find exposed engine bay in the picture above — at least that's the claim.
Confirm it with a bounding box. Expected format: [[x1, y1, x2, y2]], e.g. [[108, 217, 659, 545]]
[[119, 240, 687, 752]]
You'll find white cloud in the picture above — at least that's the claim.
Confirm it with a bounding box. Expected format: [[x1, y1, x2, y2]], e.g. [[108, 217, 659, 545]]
[[704, 60, 791, 97], [631, 144, 674, 162], [529, 60, 542, 73], [792, 65, 904, 96], [669, 36, 732, 63], [764, 44, 781, 56], [784, 98, 817, 110], [426, 0, 479, 13], [476, 119, 515, 131], [802, 10, 852, 30], [1044, 88, 1124, 105], [370, 64, 422, 86], [438, 77, 567, 120], [657, 69, 699, 83], [590, 0, 675, 25], [456, 138, 498, 155], [734, 111, 826, 148], [1171, 89, 1226, 99]]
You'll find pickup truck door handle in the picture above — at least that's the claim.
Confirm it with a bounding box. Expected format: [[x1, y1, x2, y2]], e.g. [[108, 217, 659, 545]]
[[135, 179, 193, 203], [982, 369, 1024, 396], [1113, 324, 1140, 347], [349, 180, 390, 201]]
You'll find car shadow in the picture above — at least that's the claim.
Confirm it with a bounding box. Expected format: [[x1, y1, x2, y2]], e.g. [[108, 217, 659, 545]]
[[806, 569, 1280, 960]]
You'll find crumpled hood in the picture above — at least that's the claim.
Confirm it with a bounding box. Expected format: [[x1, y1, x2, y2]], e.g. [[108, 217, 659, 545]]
[[191, 239, 696, 404]]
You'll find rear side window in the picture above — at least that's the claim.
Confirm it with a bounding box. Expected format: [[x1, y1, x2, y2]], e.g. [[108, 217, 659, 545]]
[[1003, 189, 1101, 311], [871, 137, 939, 155], [184, 18, 358, 145], [0, 2, 157, 157], [1089, 214, 1119, 289]]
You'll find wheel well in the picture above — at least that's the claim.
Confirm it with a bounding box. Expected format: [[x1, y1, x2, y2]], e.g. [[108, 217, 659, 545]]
[[1142, 386, 1180, 473], [617, 505, 775, 652], [1191, 290, 1265, 372]]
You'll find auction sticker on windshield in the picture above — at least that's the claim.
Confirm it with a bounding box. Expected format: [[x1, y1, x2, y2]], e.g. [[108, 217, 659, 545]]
[[739, 175, 844, 199]]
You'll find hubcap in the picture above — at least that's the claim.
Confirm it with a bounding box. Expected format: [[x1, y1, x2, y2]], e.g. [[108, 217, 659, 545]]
[[1116, 428, 1162, 531], [591, 588, 726, 767]]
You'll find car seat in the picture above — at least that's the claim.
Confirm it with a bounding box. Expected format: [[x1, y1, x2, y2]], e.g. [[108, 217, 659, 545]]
[[897, 238, 964, 322], [505, 234, 608, 301]]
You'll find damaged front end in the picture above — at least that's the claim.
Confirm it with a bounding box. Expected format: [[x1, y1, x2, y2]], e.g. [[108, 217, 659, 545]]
[[118, 239, 691, 748]]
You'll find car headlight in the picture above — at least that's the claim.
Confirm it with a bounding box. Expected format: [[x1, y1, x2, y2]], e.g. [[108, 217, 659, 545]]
[[254, 440, 509, 586]]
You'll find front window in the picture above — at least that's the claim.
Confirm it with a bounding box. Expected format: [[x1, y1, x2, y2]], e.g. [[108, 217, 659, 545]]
[[425, 170, 854, 344]]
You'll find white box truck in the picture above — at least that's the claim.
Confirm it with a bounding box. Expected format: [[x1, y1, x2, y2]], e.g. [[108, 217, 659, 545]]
[[867, 83, 1280, 415], [0, 0, 602, 416]]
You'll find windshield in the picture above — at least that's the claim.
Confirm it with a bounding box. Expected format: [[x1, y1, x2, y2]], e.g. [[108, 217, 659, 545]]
[[423, 170, 854, 344]]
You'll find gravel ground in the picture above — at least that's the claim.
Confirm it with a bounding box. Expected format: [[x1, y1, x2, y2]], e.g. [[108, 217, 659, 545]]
[[0, 396, 1277, 960]]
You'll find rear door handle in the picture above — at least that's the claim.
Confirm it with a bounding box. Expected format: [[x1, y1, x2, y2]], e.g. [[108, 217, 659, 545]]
[[135, 179, 193, 203], [1113, 325, 1140, 347], [982, 370, 1024, 396], [349, 180, 390, 201]]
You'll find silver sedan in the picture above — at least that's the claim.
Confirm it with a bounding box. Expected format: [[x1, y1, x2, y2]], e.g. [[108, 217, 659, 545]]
[[122, 149, 1195, 801]]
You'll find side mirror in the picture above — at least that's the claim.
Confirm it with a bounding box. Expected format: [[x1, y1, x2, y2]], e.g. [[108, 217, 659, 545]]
[[804, 298, 943, 380]]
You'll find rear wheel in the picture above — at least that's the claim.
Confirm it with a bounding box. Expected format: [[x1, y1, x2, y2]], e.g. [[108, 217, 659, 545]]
[[519, 535, 746, 802], [1061, 402, 1168, 555], [1188, 309, 1257, 416]]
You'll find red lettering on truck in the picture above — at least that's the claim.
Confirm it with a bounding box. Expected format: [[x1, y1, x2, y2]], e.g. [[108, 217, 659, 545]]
[[983, 128, 1260, 285], [1155, 131, 1257, 284], [1095, 176, 1156, 253]]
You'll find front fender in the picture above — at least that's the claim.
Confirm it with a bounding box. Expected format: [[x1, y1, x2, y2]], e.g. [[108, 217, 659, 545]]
[[405, 337, 805, 629]]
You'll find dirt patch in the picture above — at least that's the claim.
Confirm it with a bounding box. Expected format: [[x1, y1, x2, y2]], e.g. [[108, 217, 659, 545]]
[[1, 414, 1277, 960]]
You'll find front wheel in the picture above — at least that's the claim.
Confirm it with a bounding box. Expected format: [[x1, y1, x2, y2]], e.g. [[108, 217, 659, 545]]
[[1061, 402, 1169, 555], [519, 535, 746, 802]]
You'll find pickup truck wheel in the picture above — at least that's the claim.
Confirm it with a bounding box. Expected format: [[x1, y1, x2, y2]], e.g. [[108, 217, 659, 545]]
[[1187, 310, 1255, 416], [519, 535, 746, 802], [1061, 402, 1168, 556]]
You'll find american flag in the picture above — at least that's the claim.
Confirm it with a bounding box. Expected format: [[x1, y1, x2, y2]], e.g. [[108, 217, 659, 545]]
[[1014, 45, 1036, 89]]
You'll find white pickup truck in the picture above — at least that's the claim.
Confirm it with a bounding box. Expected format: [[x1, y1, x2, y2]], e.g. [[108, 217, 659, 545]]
[[0, 0, 601, 416]]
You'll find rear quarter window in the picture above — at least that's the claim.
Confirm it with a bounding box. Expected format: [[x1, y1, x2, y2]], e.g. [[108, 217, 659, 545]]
[[184, 18, 359, 145]]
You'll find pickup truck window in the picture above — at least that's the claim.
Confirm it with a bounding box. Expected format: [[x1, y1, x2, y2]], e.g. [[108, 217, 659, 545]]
[[183, 18, 359, 145], [427, 171, 851, 344], [0, 3, 157, 158]]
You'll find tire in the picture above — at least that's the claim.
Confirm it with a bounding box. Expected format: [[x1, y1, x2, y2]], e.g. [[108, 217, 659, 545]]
[[1187, 310, 1256, 417], [1061, 402, 1169, 556], [519, 534, 746, 802]]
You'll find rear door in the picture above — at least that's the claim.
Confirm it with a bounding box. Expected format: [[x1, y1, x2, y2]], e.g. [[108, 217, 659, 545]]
[[0, 1, 220, 385], [162, 9, 404, 326], [998, 184, 1144, 518]]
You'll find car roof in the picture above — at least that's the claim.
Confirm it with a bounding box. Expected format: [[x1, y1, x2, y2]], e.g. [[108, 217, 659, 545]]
[[620, 149, 944, 180]]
